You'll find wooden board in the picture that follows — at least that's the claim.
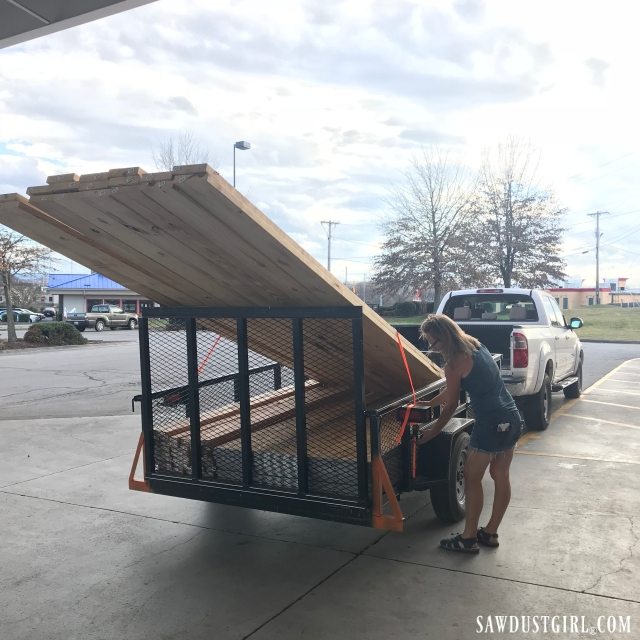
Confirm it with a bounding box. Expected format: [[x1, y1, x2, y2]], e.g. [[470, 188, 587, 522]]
[[0, 165, 442, 404]]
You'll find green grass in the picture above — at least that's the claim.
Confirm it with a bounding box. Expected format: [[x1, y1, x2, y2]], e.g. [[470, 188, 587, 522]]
[[382, 305, 640, 342], [565, 305, 640, 342]]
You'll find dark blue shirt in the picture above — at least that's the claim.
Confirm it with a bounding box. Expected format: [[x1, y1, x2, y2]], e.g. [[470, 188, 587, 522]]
[[460, 344, 517, 423]]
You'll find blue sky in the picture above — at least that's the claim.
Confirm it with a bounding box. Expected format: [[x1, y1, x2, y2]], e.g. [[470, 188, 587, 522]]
[[1, 0, 639, 287]]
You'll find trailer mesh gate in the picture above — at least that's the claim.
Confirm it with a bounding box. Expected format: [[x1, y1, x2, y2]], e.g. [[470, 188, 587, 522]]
[[136, 307, 385, 525]]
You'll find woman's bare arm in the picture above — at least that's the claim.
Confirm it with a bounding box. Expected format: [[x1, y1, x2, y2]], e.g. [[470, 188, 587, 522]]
[[417, 359, 463, 443]]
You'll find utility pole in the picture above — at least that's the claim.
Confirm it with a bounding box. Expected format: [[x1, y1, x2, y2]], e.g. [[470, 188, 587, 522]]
[[587, 211, 608, 305], [320, 221, 339, 272]]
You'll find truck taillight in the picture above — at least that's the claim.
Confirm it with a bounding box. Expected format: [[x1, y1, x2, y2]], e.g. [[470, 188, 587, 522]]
[[512, 332, 528, 368]]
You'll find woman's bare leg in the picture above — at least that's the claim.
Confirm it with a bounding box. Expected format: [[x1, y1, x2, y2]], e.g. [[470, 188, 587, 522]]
[[462, 450, 491, 539], [484, 447, 515, 534]]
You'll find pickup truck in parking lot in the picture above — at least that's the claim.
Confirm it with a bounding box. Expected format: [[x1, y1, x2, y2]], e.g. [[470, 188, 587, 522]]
[[66, 304, 138, 332], [436, 288, 584, 430], [394, 288, 584, 430]]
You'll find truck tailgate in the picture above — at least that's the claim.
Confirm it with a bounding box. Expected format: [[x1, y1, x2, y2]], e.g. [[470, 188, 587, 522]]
[[457, 323, 514, 368]]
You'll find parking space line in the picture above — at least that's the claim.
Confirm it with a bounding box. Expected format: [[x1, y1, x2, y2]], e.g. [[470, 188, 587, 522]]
[[583, 360, 640, 396], [516, 432, 540, 446], [580, 398, 640, 410], [583, 388, 640, 397], [559, 413, 640, 431], [514, 450, 640, 465]]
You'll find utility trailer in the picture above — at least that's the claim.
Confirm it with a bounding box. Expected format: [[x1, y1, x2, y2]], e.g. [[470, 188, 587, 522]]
[[130, 305, 475, 531]]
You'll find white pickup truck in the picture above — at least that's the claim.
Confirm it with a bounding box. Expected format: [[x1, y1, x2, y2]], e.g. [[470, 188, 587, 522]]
[[434, 288, 584, 430]]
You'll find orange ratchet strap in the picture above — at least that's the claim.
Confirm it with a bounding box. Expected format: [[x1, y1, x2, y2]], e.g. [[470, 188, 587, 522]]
[[395, 332, 417, 444]]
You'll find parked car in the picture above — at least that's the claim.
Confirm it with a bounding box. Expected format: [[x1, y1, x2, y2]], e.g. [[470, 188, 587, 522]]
[[0, 308, 44, 323], [66, 304, 138, 332]]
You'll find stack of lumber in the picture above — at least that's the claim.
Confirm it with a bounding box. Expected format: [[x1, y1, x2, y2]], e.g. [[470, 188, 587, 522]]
[[0, 164, 441, 405], [153, 383, 361, 494]]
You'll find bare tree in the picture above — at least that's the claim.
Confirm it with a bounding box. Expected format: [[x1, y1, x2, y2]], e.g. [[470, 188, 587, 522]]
[[10, 277, 43, 309], [0, 228, 53, 343], [153, 131, 211, 170], [476, 139, 567, 287], [373, 149, 488, 309]]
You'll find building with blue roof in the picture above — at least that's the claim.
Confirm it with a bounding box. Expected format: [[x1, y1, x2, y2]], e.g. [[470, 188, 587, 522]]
[[46, 273, 156, 316]]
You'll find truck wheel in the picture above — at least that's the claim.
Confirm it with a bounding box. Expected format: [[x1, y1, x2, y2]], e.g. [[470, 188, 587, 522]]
[[128, 318, 137, 330], [77, 327, 85, 332], [564, 360, 583, 399], [523, 373, 552, 430], [95, 320, 105, 332], [430, 432, 470, 523]]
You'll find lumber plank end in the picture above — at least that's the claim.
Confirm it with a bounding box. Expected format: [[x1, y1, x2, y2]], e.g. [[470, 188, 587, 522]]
[[46, 173, 79, 185], [107, 166, 148, 178], [26, 184, 54, 196], [141, 171, 174, 184], [79, 172, 110, 183], [172, 163, 218, 177]]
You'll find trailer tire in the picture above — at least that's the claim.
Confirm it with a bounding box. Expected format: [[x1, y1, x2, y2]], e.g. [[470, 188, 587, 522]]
[[430, 432, 470, 523], [563, 359, 583, 399], [523, 373, 551, 430]]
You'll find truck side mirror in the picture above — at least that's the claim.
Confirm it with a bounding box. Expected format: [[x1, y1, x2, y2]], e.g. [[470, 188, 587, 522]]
[[569, 317, 583, 330]]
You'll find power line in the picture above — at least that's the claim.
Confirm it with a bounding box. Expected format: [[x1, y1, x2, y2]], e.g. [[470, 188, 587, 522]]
[[568, 152, 635, 183]]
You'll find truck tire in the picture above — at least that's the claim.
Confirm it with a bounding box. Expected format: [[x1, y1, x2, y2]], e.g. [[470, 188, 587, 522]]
[[77, 327, 85, 332], [563, 359, 583, 399], [128, 318, 137, 330], [95, 319, 105, 332], [430, 432, 470, 523], [523, 373, 552, 430]]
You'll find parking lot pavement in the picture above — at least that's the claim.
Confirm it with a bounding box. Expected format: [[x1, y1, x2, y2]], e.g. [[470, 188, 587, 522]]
[[1, 360, 639, 639]]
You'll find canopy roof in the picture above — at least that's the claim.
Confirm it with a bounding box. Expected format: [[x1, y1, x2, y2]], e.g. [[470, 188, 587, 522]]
[[0, 0, 156, 49]]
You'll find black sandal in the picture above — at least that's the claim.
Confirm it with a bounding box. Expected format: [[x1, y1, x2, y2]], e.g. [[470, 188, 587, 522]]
[[439, 533, 479, 554], [477, 527, 499, 547]]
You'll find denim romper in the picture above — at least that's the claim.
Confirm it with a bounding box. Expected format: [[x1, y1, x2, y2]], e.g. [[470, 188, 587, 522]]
[[461, 344, 523, 454]]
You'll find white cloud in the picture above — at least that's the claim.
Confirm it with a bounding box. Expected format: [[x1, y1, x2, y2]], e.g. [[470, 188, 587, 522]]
[[1, 0, 640, 287]]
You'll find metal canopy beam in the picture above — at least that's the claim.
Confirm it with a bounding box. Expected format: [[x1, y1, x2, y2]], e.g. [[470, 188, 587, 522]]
[[0, 0, 157, 49]]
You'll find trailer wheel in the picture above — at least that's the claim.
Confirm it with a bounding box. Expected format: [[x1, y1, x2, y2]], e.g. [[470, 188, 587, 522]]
[[430, 432, 470, 523], [523, 373, 551, 430], [563, 359, 582, 399]]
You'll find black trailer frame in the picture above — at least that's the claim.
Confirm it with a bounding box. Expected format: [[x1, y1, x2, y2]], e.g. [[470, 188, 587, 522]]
[[130, 306, 474, 531]]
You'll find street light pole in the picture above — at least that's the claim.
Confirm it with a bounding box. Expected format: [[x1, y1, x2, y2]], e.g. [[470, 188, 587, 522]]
[[233, 140, 251, 187]]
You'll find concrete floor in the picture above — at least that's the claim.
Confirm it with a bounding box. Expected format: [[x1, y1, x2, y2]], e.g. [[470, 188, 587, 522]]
[[1, 358, 639, 639]]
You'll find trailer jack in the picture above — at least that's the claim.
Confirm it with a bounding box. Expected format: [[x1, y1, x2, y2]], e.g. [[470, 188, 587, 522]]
[[129, 433, 151, 492], [371, 455, 404, 532]]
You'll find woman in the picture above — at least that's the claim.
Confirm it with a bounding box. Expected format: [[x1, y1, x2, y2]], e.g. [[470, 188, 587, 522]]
[[418, 313, 523, 553]]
